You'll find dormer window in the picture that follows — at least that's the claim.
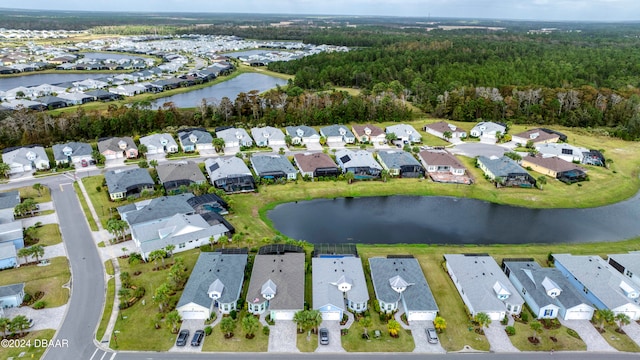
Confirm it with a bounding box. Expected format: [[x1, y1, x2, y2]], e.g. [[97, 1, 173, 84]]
[[364, 127, 371, 135], [208, 279, 224, 300], [261, 279, 277, 300], [339, 127, 346, 136], [620, 281, 639, 299], [541, 277, 562, 299], [296, 128, 304, 137], [389, 275, 412, 293], [332, 275, 353, 292], [118, 140, 127, 150], [530, 132, 540, 139], [160, 137, 168, 146], [493, 281, 511, 300], [189, 134, 198, 143], [62, 146, 73, 157], [25, 151, 37, 161]]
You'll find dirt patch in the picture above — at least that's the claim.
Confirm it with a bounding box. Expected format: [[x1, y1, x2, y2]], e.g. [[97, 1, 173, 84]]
[[528, 336, 540, 344]]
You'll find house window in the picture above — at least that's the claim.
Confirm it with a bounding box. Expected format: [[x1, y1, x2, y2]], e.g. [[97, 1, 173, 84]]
[[506, 304, 512, 311], [179, 243, 186, 248], [387, 304, 392, 310], [583, 286, 589, 294], [626, 270, 634, 278], [543, 309, 553, 317], [512, 306, 519, 313]]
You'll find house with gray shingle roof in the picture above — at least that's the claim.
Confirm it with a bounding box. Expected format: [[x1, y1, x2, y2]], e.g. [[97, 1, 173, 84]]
[[444, 254, 524, 321], [204, 157, 255, 193], [0, 191, 20, 223], [2, 145, 49, 174], [156, 161, 206, 193], [335, 149, 382, 179], [104, 168, 154, 201], [320, 125, 355, 144], [118, 193, 195, 226], [98, 137, 138, 160], [247, 247, 305, 320], [52, 141, 93, 166], [470, 121, 506, 141], [178, 128, 214, 152], [477, 156, 536, 188], [369, 256, 439, 322], [418, 150, 472, 184], [0, 283, 25, 313], [608, 253, 640, 288], [177, 251, 248, 319], [423, 121, 467, 142], [251, 126, 286, 147], [216, 128, 253, 148], [376, 150, 424, 178], [139, 133, 179, 155], [250, 155, 297, 181], [285, 126, 320, 146], [313, 256, 369, 320], [503, 260, 595, 320], [0, 221, 24, 251], [553, 254, 640, 320], [0, 242, 18, 270], [386, 124, 421, 144]]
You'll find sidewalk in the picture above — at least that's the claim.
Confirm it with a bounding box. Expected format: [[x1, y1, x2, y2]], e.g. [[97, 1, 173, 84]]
[[100, 258, 122, 347]]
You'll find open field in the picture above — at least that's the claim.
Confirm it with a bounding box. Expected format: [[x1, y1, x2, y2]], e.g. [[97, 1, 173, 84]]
[[0, 257, 70, 308], [0, 329, 56, 360]]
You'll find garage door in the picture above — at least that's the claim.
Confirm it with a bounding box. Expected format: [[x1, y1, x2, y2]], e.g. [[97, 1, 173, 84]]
[[322, 311, 341, 321], [486, 312, 502, 321], [565, 309, 593, 320], [272, 311, 296, 321], [180, 310, 208, 320], [104, 153, 117, 160], [407, 311, 435, 322]]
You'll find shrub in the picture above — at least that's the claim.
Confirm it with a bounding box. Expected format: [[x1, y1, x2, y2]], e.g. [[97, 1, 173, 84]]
[[501, 316, 509, 325], [33, 300, 46, 309], [204, 326, 213, 336], [128, 252, 143, 265], [230, 309, 237, 320], [567, 328, 581, 339], [262, 325, 270, 336], [22, 293, 32, 304], [520, 312, 529, 323], [505, 326, 516, 336], [96, 186, 102, 192]]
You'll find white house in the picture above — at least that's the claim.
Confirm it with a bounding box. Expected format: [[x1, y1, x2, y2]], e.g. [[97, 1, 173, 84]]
[[386, 124, 422, 144], [2, 146, 50, 174], [216, 128, 253, 148], [139, 133, 179, 155], [423, 121, 467, 142], [608, 253, 640, 287], [285, 126, 320, 146], [250, 126, 286, 147], [470, 121, 506, 142], [313, 256, 369, 320]]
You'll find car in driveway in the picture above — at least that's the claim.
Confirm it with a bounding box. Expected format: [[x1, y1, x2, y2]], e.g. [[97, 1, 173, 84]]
[[426, 327, 439, 344], [27, 318, 34, 329], [191, 330, 204, 346], [319, 328, 329, 345], [81, 159, 88, 167], [176, 329, 190, 346]]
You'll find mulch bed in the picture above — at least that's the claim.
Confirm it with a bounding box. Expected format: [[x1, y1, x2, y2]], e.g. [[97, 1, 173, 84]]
[[528, 337, 540, 344], [615, 328, 626, 335], [550, 336, 558, 343]]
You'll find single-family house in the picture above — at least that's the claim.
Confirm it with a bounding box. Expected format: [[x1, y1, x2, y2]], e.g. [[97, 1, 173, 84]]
[[285, 126, 320, 146], [104, 168, 155, 201], [608, 253, 640, 287], [553, 254, 640, 320], [313, 256, 369, 320], [503, 260, 595, 320], [335, 149, 382, 179], [216, 128, 253, 148], [369, 256, 439, 322], [250, 126, 286, 147], [512, 128, 560, 146], [0, 283, 25, 310], [85, 89, 120, 101], [293, 152, 340, 178], [535, 143, 588, 164], [98, 137, 138, 159], [444, 254, 524, 321], [139, 133, 179, 155], [352, 124, 386, 144], [204, 157, 255, 193], [2, 145, 50, 174], [423, 121, 467, 142], [477, 156, 536, 188], [56, 92, 94, 106], [386, 124, 422, 144], [418, 150, 472, 184], [247, 246, 305, 320], [470, 121, 506, 141], [0, 191, 20, 223], [376, 150, 424, 178], [521, 154, 587, 184], [118, 194, 196, 227], [250, 155, 297, 181], [178, 129, 214, 153], [177, 251, 248, 319], [0, 221, 24, 250], [52, 141, 93, 166], [0, 242, 18, 270], [320, 125, 355, 144], [156, 161, 206, 193], [36, 96, 68, 109]]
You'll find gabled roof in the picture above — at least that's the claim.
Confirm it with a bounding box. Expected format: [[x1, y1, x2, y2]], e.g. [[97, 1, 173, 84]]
[[104, 168, 154, 195], [535, 143, 588, 158], [0, 221, 23, 243], [503, 260, 592, 310], [352, 124, 384, 138], [471, 121, 506, 134], [523, 154, 585, 173], [98, 137, 137, 154], [377, 150, 422, 169], [0, 191, 20, 210], [52, 141, 93, 161], [251, 155, 297, 176], [119, 193, 195, 225], [247, 252, 305, 311], [386, 124, 421, 140], [424, 121, 466, 134], [320, 125, 355, 138], [335, 149, 382, 170], [139, 133, 178, 149], [156, 161, 206, 184], [513, 128, 559, 143], [216, 128, 253, 144], [178, 129, 213, 146], [204, 157, 252, 182], [2, 145, 48, 166], [478, 156, 529, 177], [369, 257, 438, 312], [0, 242, 17, 261], [0, 282, 24, 298], [250, 126, 286, 144], [313, 257, 369, 311], [418, 150, 465, 168], [293, 153, 338, 173], [285, 125, 319, 138], [608, 253, 640, 284], [177, 252, 248, 309]]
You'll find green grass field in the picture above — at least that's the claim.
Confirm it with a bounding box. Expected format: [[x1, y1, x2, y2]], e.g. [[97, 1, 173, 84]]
[[0, 257, 70, 308], [30, 224, 62, 247], [0, 329, 56, 360]]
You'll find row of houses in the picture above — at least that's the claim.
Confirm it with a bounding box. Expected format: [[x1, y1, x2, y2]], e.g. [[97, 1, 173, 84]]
[[0, 191, 24, 271], [445, 252, 640, 323], [176, 244, 439, 324]]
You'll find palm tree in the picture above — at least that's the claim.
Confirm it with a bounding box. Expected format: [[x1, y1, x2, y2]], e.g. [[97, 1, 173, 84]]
[[385, 132, 396, 144], [242, 314, 260, 339], [530, 320, 542, 341], [537, 176, 547, 190], [232, 233, 242, 247], [434, 316, 447, 333], [380, 169, 390, 182], [293, 310, 305, 333], [0, 317, 10, 338], [30, 245, 45, 263], [209, 235, 217, 250], [148, 249, 167, 269], [360, 316, 372, 338], [153, 283, 170, 312], [387, 319, 401, 337], [121, 247, 129, 257], [166, 310, 182, 334], [11, 315, 30, 335], [17, 247, 32, 264], [149, 159, 158, 169], [595, 309, 615, 331], [137, 144, 148, 157], [615, 313, 630, 331], [220, 317, 236, 338], [308, 310, 322, 336], [212, 138, 225, 153], [344, 171, 355, 184], [474, 312, 491, 329], [0, 162, 11, 178], [165, 244, 175, 257], [32, 183, 43, 196], [443, 131, 452, 141]]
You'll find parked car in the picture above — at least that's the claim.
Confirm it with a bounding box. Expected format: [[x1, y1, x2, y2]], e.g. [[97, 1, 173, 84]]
[[27, 318, 34, 329], [191, 329, 204, 346], [176, 329, 189, 346], [319, 328, 329, 345], [426, 327, 438, 344], [81, 159, 88, 167]]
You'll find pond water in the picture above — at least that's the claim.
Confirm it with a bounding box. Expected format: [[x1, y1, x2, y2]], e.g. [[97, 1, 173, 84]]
[[267, 194, 640, 245], [151, 73, 287, 109], [0, 73, 107, 91]]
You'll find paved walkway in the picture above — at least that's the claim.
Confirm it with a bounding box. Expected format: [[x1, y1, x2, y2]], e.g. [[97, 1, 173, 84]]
[[409, 320, 446, 353], [341, 311, 354, 330], [484, 322, 520, 353], [315, 320, 345, 352], [268, 320, 299, 353], [99, 240, 136, 261], [21, 213, 58, 227], [101, 258, 122, 347], [4, 305, 67, 331], [623, 321, 640, 348], [559, 318, 616, 352]]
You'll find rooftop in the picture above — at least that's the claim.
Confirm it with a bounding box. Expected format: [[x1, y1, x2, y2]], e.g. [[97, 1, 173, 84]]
[[247, 252, 305, 311]]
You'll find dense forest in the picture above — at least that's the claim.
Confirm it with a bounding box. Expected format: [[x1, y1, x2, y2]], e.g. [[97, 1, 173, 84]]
[[0, 89, 410, 148]]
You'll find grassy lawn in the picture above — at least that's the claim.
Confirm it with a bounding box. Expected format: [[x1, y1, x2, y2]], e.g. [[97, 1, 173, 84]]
[[0, 257, 70, 308], [596, 322, 640, 352], [110, 249, 200, 351], [201, 311, 269, 352], [297, 331, 319, 352], [73, 182, 99, 231], [82, 175, 119, 228], [0, 329, 55, 360], [342, 315, 415, 352], [105, 259, 115, 276], [15, 185, 52, 203], [96, 277, 116, 341], [509, 321, 586, 351], [29, 224, 62, 247]]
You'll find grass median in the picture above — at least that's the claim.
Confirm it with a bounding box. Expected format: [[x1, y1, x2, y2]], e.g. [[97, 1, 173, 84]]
[[73, 182, 99, 231], [96, 277, 116, 342]]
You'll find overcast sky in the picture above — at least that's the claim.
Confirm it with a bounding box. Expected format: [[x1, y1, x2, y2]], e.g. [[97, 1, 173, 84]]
[[4, 1, 640, 21]]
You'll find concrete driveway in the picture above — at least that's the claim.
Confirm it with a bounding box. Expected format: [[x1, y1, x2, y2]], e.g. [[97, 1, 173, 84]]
[[305, 143, 323, 151], [559, 318, 616, 352], [21, 212, 58, 227], [268, 320, 299, 352], [484, 322, 519, 353], [409, 321, 446, 353], [315, 320, 345, 352], [450, 142, 508, 158], [169, 319, 205, 353], [4, 305, 67, 331], [223, 146, 241, 156], [623, 321, 640, 347]]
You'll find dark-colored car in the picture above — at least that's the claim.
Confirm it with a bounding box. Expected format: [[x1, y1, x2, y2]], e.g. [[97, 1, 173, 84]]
[[319, 328, 329, 345], [426, 327, 438, 344], [176, 329, 190, 346], [191, 329, 204, 346]]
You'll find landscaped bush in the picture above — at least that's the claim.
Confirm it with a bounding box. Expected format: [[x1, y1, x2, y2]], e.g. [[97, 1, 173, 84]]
[[501, 316, 509, 325], [230, 309, 237, 320], [204, 326, 213, 336], [33, 300, 46, 309], [566, 328, 581, 340], [128, 252, 143, 265], [505, 326, 516, 336], [262, 325, 270, 336], [520, 312, 529, 323]]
